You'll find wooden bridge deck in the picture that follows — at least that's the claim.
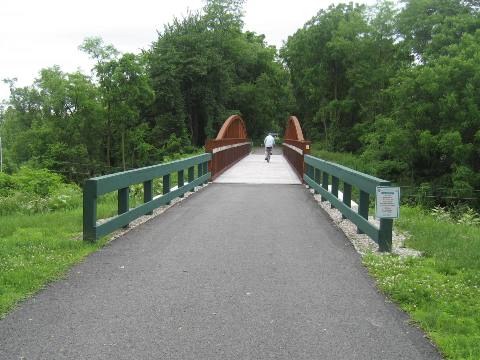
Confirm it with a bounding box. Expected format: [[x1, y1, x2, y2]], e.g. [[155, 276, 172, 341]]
[[214, 153, 301, 184]]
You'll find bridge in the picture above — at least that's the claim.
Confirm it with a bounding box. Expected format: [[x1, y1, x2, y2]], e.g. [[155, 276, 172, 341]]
[[0, 116, 441, 359]]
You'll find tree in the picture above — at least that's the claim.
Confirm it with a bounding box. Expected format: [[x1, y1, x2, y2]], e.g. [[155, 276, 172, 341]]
[[81, 38, 154, 170], [148, 0, 292, 145], [397, 0, 480, 61], [281, 2, 408, 150]]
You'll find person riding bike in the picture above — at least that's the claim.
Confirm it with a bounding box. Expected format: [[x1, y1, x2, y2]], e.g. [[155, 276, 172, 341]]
[[264, 133, 275, 162]]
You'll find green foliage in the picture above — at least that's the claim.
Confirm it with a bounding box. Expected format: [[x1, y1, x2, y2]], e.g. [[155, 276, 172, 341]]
[[431, 205, 480, 226], [1, 1, 293, 181], [0, 167, 82, 215], [148, 0, 293, 145], [285, 0, 480, 205], [282, 1, 410, 151], [364, 206, 480, 359]]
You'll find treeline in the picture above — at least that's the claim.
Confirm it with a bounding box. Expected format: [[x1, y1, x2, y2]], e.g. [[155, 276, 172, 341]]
[[282, 0, 480, 203], [0, 0, 292, 182], [1, 0, 479, 204]]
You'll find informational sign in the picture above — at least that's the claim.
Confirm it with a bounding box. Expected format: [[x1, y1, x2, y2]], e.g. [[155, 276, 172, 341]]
[[375, 186, 400, 219]]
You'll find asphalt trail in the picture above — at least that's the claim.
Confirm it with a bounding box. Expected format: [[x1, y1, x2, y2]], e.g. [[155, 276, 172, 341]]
[[0, 184, 441, 359]]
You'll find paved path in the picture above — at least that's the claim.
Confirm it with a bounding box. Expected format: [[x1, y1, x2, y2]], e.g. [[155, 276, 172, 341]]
[[214, 152, 300, 184], [0, 184, 441, 359]]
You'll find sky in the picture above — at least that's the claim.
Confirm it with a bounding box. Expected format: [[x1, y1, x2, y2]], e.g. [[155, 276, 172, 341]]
[[0, 0, 376, 102]]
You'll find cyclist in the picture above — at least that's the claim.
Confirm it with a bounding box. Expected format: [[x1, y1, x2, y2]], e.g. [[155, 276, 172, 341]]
[[264, 133, 275, 162]]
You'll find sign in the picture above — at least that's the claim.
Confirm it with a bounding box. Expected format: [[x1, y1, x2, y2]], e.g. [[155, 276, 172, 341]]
[[375, 186, 400, 219]]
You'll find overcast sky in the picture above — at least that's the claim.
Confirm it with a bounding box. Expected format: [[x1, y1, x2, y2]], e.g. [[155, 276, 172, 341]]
[[0, 0, 377, 102]]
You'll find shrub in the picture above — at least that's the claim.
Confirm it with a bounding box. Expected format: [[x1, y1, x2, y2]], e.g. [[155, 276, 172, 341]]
[[0, 173, 15, 196], [11, 167, 65, 196], [0, 167, 82, 215]]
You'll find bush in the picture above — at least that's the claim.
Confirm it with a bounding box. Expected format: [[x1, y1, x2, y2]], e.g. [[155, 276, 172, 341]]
[[429, 204, 480, 226], [0, 167, 82, 215], [10, 167, 65, 196], [0, 173, 16, 196]]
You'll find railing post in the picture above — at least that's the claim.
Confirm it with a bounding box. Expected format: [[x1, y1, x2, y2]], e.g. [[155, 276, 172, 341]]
[[202, 161, 208, 184], [331, 176, 339, 209], [83, 180, 97, 241], [321, 171, 329, 202], [378, 218, 393, 252], [177, 170, 184, 197], [304, 164, 311, 187], [144, 180, 153, 215], [342, 182, 352, 219], [313, 168, 320, 194], [118, 187, 129, 228], [358, 190, 369, 234], [163, 174, 170, 204], [188, 166, 194, 184]]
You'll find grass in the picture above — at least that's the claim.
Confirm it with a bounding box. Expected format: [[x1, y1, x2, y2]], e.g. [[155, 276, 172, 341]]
[[365, 209, 480, 359], [0, 199, 118, 318]]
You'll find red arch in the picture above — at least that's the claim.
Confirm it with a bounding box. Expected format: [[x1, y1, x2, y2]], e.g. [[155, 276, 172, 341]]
[[284, 116, 305, 141], [216, 115, 248, 140]]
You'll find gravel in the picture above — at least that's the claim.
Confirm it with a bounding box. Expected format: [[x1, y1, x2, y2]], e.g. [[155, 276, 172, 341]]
[[306, 186, 422, 258]]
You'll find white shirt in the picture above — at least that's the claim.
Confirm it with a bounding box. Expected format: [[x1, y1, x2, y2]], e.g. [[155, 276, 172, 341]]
[[264, 134, 275, 148]]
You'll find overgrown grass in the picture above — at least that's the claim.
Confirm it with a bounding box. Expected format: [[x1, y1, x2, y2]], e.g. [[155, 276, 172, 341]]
[[364, 206, 480, 359]]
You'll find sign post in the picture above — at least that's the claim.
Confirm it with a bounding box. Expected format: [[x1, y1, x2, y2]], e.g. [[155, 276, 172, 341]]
[[376, 186, 400, 252]]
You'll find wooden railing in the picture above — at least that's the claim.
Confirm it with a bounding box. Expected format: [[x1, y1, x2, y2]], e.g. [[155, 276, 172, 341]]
[[205, 138, 251, 179], [83, 153, 211, 241], [304, 155, 393, 252], [282, 116, 310, 180], [205, 115, 251, 179]]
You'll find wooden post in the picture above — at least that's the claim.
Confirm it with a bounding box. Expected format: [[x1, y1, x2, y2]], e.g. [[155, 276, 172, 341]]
[[144, 180, 153, 215], [163, 174, 170, 205], [177, 170, 184, 197], [321, 171, 329, 202], [331, 176, 339, 209], [358, 190, 369, 234], [188, 166, 194, 184], [342, 183, 352, 219], [83, 180, 97, 241], [378, 218, 393, 252], [118, 187, 129, 228], [314, 168, 321, 194]]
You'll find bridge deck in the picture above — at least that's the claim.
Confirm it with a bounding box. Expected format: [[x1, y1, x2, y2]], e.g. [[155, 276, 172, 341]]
[[0, 184, 440, 359], [214, 150, 301, 184]]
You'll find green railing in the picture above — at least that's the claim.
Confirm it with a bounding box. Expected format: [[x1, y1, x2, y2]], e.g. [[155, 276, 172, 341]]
[[83, 153, 212, 241], [304, 155, 393, 252]]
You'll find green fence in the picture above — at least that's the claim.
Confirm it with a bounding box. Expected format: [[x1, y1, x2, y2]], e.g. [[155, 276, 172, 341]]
[[83, 153, 212, 241], [304, 155, 393, 252]]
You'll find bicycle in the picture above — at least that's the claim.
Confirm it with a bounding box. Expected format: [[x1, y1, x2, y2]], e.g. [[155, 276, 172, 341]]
[[265, 146, 272, 163]]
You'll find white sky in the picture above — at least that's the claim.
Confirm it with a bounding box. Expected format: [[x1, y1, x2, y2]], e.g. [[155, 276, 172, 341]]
[[0, 0, 377, 102]]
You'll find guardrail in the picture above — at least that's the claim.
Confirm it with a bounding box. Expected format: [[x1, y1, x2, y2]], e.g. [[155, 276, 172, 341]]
[[83, 153, 211, 241], [282, 139, 311, 180], [205, 138, 251, 179], [303, 155, 393, 252]]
